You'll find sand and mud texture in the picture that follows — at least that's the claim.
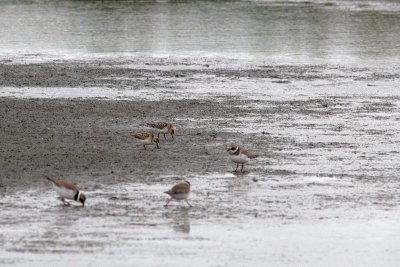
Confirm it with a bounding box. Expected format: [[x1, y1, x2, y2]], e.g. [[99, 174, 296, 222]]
[[0, 97, 246, 187], [1, 58, 400, 266]]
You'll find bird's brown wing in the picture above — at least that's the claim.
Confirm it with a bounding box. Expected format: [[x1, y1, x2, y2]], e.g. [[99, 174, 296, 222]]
[[240, 147, 258, 159], [148, 122, 168, 130], [54, 180, 79, 191], [170, 182, 190, 194], [133, 133, 150, 140], [45, 175, 79, 192]]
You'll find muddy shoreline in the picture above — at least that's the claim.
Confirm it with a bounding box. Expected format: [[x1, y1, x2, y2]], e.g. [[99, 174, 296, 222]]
[[1, 58, 400, 201], [0, 58, 312, 189], [1, 58, 399, 190], [0, 97, 268, 188], [1, 58, 400, 266]]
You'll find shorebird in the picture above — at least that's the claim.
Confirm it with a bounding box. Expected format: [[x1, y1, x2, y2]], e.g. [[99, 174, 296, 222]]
[[44, 175, 86, 206], [227, 144, 257, 172], [148, 122, 175, 140], [133, 132, 160, 150], [164, 181, 192, 207]]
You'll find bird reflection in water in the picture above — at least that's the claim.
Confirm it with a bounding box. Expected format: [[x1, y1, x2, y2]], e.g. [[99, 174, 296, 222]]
[[163, 208, 191, 233]]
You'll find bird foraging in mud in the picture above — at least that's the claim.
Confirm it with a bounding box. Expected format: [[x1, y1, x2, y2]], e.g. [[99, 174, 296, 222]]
[[147, 122, 175, 140], [44, 175, 86, 206], [226, 144, 257, 172], [133, 132, 160, 150], [164, 181, 192, 207]]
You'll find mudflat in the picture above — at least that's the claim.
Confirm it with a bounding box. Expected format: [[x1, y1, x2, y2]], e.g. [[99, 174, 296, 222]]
[[0, 97, 251, 187], [1, 58, 400, 266]]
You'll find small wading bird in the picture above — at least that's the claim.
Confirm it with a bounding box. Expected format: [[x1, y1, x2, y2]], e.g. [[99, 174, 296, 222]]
[[44, 175, 86, 206], [164, 181, 192, 207], [133, 132, 160, 150], [227, 144, 257, 172], [148, 122, 175, 140]]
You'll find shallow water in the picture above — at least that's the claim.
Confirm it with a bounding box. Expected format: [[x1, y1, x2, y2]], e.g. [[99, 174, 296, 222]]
[[1, 0, 400, 65], [2, 173, 400, 266]]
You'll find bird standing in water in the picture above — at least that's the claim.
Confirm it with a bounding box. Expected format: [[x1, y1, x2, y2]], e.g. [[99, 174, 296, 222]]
[[44, 175, 86, 206]]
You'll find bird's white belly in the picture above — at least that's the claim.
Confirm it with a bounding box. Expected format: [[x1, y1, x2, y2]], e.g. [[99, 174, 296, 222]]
[[171, 193, 189, 200], [54, 185, 75, 200], [137, 139, 152, 145], [159, 127, 168, 133], [230, 154, 249, 164]]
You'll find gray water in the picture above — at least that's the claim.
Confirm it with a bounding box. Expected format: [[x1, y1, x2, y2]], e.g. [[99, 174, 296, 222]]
[[1, 0, 400, 64]]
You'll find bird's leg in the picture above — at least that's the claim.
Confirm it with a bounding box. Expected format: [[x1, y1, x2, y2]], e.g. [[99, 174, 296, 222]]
[[234, 163, 239, 172], [156, 143, 160, 149], [164, 198, 171, 207], [59, 197, 69, 206], [143, 144, 147, 150], [171, 134, 174, 140], [185, 199, 192, 207], [163, 133, 167, 140], [241, 164, 244, 172]]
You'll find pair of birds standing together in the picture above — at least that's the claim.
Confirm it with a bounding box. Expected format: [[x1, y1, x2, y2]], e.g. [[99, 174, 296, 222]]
[[45, 122, 256, 208], [133, 122, 175, 150]]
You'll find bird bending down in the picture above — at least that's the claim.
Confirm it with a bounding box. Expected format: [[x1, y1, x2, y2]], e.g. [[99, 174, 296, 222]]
[[164, 181, 192, 207], [44, 175, 86, 206], [133, 132, 160, 150], [148, 122, 175, 140], [227, 144, 257, 172]]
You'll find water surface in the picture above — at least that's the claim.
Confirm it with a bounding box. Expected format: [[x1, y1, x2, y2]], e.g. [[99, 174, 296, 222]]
[[0, 0, 400, 65]]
